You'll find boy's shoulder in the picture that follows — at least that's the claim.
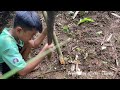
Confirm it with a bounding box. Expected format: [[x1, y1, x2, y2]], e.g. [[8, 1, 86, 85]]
[[0, 28, 17, 52], [0, 28, 13, 42]]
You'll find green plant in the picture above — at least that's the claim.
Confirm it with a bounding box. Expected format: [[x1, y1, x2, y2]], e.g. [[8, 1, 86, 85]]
[[77, 17, 94, 25], [76, 47, 81, 52], [96, 31, 103, 35], [63, 25, 69, 33]]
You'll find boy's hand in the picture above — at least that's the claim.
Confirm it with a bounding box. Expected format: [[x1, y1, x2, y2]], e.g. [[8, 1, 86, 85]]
[[42, 43, 54, 52]]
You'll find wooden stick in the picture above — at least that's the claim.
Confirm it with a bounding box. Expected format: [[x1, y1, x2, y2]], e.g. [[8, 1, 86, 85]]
[[53, 31, 65, 64], [46, 11, 54, 45], [42, 11, 65, 64], [111, 13, 120, 18], [72, 11, 79, 19], [46, 11, 55, 59], [113, 69, 119, 79]]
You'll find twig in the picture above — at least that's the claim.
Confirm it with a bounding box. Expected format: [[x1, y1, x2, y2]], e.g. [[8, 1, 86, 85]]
[[111, 13, 120, 18], [106, 33, 113, 42], [101, 36, 106, 45], [104, 63, 119, 79], [112, 67, 120, 79], [110, 35, 119, 67], [72, 11, 79, 19], [113, 69, 119, 79]]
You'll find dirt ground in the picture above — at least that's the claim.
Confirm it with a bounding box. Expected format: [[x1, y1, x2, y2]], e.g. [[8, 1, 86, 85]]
[[16, 11, 120, 79]]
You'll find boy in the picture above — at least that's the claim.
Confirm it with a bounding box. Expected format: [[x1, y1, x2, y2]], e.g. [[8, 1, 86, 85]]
[[0, 11, 53, 79]]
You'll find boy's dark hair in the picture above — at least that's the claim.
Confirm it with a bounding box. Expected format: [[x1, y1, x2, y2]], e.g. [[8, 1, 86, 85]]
[[14, 11, 42, 33]]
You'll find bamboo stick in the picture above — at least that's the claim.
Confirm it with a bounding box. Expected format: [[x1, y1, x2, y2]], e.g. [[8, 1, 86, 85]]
[[42, 11, 65, 64], [46, 11, 54, 59]]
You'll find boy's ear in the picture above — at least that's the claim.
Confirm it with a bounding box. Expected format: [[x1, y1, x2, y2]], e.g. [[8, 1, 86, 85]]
[[16, 26, 22, 33]]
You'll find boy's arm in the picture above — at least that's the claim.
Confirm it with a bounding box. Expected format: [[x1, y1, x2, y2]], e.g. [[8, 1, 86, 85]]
[[29, 28, 47, 48], [18, 43, 53, 76], [20, 28, 47, 60], [20, 42, 31, 61], [2, 43, 53, 76]]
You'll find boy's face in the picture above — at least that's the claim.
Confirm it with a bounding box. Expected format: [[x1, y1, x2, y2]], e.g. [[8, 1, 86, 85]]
[[16, 27, 37, 43]]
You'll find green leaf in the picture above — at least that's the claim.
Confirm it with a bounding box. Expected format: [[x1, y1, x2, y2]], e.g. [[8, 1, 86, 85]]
[[96, 31, 103, 35], [76, 47, 81, 51], [77, 17, 94, 25], [63, 25, 69, 33], [64, 57, 69, 61]]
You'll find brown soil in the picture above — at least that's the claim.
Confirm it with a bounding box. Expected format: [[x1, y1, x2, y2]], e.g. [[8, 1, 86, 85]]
[[19, 11, 120, 79]]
